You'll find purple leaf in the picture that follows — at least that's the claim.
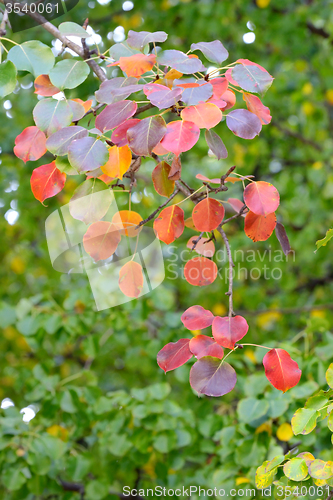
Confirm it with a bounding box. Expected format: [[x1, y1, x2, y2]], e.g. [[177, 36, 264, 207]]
[[190, 357, 237, 397], [68, 100, 85, 121], [232, 64, 273, 95], [205, 129, 228, 159], [95, 100, 137, 132], [181, 83, 213, 106], [95, 77, 142, 104], [157, 49, 206, 74], [226, 109, 262, 139], [191, 40, 229, 65], [144, 84, 183, 109], [68, 137, 109, 173], [127, 30, 168, 50], [275, 222, 292, 256], [46, 126, 88, 156], [127, 116, 167, 156]]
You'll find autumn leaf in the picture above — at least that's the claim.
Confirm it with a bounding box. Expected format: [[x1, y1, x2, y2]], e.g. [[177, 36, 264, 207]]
[[119, 260, 144, 298], [153, 205, 184, 244], [14, 126, 47, 163], [101, 145, 132, 180], [30, 161, 66, 203]]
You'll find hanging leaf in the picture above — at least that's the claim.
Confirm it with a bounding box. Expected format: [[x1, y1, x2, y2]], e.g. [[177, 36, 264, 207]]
[[181, 305, 214, 330], [160, 120, 200, 156], [291, 408, 319, 435], [153, 205, 184, 244], [127, 30, 168, 50], [69, 178, 112, 224], [168, 156, 181, 181], [184, 217, 198, 231], [157, 338, 192, 373], [144, 84, 183, 109], [34, 74, 60, 96], [127, 116, 167, 156], [59, 22, 90, 38], [212, 315, 249, 349], [119, 261, 144, 298], [283, 458, 308, 482], [158, 49, 206, 74], [184, 257, 218, 286], [263, 348, 301, 393], [153, 141, 169, 156], [190, 40, 228, 64], [111, 119, 141, 147], [0, 60, 17, 98], [243, 93, 272, 125], [275, 222, 292, 256], [116, 54, 156, 77], [95, 100, 137, 132], [210, 77, 228, 98], [8, 40, 55, 77], [231, 62, 274, 95], [221, 89, 236, 110], [152, 161, 175, 197], [192, 198, 225, 232], [14, 126, 47, 163], [244, 181, 280, 216], [112, 210, 143, 237], [227, 198, 246, 216], [49, 60, 90, 89], [46, 126, 88, 156], [83, 221, 121, 261], [205, 129, 228, 159], [68, 137, 109, 173], [101, 145, 132, 180], [187, 236, 215, 257], [226, 109, 262, 139], [33, 98, 73, 136], [95, 77, 139, 104], [190, 358, 237, 397], [189, 335, 224, 359], [181, 102, 222, 129], [30, 161, 66, 203], [244, 211, 277, 242]]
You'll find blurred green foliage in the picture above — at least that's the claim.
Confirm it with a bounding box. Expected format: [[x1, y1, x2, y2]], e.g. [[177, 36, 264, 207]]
[[1, 0, 333, 498]]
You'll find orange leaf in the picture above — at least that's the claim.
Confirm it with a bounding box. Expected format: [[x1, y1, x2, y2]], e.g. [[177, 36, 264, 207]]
[[118, 54, 156, 77], [119, 260, 144, 298], [192, 198, 225, 232], [34, 74, 60, 96], [101, 145, 132, 180], [244, 211, 276, 242], [184, 216, 199, 231], [112, 210, 142, 237], [72, 98, 93, 113], [14, 126, 47, 163], [184, 257, 218, 286], [30, 161, 66, 203], [243, 93, 272, 125], [160, 68, 183, 89], [152, 161, 175, 197], [154, 205, 184, 244], [220, 89, 236, 110], [83, 221, 121, 261], [181, 102, 222, 129]]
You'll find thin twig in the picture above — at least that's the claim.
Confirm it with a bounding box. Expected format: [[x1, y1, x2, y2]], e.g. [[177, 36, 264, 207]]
[[217, 226, 235, 317], [138, 189, 180, 227], [221, 204, 248, 225]]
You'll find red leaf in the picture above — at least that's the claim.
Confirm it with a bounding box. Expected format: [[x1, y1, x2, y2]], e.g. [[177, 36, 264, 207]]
[[95, 100, 137, 132], [244, 211, 277, 242], [263, 348, 301, 393], [152, 161, 175, 197], [192, 198, 225, 232], [30, 161, 66, 203], [83, 221, 121, 261], [210, 77, 228, 98], [181, 305, 214, 330], [168, 156, 181, 181], [14, 126, 47, 163], [34, 74, 60, 96], [119, 260, 144, 298], [243, 93, 272, 125], [189, 335, 224, 359], [153, 205, 184, 244], [187, 237, 215, 257], [243, 181, 280, 216], [190, 358, 236, 397], [111, 119, 141, 147], [160, 120, 200, 156], [220, 89, 236, 110], [117, 53, 156, 77], [181, 102, 222, 129], [157, 338, 193, 373], [212, 315, 249, 349], [227, 198, 246, 217], [184, 257, 218, 286]]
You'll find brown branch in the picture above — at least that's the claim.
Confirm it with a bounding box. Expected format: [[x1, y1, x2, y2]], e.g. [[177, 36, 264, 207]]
[[138, 189, 180, 227], [133, 103, 154, 117], [190, 232, 204, 250], [222, 204, 248, 225], [0, 0, 107, 82], [306, 21, 331, 41], [217, 226, 235, 317]]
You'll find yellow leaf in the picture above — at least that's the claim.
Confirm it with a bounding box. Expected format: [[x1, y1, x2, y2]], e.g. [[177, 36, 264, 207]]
[[101, 145, 132, 180], [236, 477, 250, 485], [10, 256, 25, 274], [255, 422, 272, 435], [310, 309, 326, 318], [277, 422, 293, 442], [256, 0, 270, 7], [47, 425, 68, 441], [326, 89, 333, 105], [212, 303, 227, 316]]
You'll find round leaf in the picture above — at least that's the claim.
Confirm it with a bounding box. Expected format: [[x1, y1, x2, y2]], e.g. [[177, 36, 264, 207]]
[[243, 181, 280, 216], [119, 261, 144, 298], [152, 161, 175, 198], [212, 315, 249, 349], [160, 120, 200, 156], [226, 109, 262, 139], [244, 211, 277, 242], [112, 210, 143, 238], [83, 222, 121, 261], [190, 358, 236, 397], [49, 60, 90, 89], [283, 458, 308, 482], [153, 205, 184, 244], [263, 348, 301, 393], [189, 335, 224, 359], [68, 137, 109, 173], [8, 40, 55, 77], [181, 305, 214, 330], [0, 60, 17, 97], [30, 161, 66, 203], [157, 338, 192, 373], [69, 178, 112, 224], [33, 98, 73, 136], [192, 198, 225, 232], [14, 126, 46, 163], [184, 256, 218, 286]]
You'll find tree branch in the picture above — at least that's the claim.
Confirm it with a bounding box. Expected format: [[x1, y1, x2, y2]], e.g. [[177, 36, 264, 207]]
[[138, 189, 180, 227], [217, 226, 235, 317], [0, 0, 107, 82]]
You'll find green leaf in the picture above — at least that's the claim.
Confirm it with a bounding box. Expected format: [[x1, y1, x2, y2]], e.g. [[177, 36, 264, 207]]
[[8, 41, 55, 77], [60, 390, 77, 413], [0, 60, 17, 97], [326, 363, 333, 388], [328, 411, 333, 432], [59, 22, 90, 38], [255, 461, 277, 489], [33, 98, 73, 136], [291, 408, 319, 435], [308, 459, 333, 480], [283, 458, 308, 481], [305, 390, 329, 410], [49, 60, 90, 89], [86, 480, 109, 500], [237, 397, 269, 423], [2, 468, 26, 490], [316, 228, 333, 251]]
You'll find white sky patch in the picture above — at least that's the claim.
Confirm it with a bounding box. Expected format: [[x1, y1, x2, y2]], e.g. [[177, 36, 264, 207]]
[[123, 0, 134, 10], [5, 209, 19, 225], [243, 32, 256, 44]]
